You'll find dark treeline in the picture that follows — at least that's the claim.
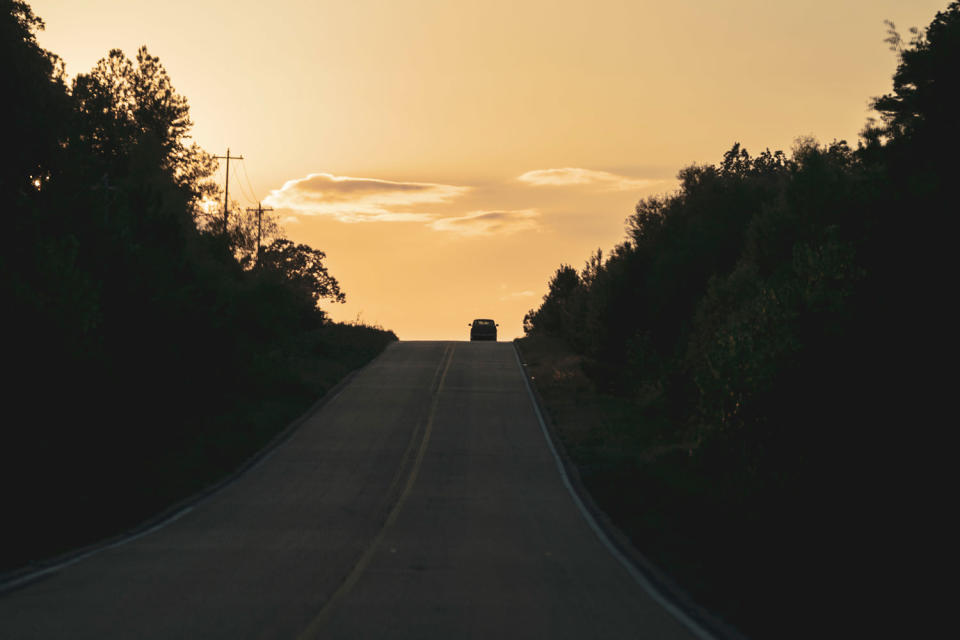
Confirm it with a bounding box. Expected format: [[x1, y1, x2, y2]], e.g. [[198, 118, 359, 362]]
[[524, 3, 957, 634], [1, 1, 395, 571]]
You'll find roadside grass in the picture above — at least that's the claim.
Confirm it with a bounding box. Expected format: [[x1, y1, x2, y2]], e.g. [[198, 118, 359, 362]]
[[2, 323, 396, 576], [143, 322, 398, 507], [516, 334, 779, 638]]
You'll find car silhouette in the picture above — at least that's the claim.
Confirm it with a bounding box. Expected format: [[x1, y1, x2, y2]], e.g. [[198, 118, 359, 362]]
[[469, 318, 499, 341]]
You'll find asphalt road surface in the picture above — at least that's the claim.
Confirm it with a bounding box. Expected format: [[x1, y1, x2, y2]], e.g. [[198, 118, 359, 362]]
[[0, 342, 701, 639]]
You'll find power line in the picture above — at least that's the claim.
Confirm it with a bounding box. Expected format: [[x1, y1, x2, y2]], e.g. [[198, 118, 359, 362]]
[[234, 170, 256, 207], [239, 158, 259, 205], [231, 157, 256, 206]]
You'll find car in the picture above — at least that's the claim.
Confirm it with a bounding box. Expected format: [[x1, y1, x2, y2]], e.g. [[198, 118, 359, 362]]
[[469, 318, 499, 341]]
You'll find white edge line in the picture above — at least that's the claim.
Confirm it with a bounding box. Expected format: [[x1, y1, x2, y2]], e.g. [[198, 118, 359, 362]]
[[512, 344, 717, 640], [0, 506, 195, 593]]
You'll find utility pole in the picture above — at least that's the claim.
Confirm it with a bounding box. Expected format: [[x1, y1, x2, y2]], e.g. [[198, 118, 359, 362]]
[[214, 148, 243, 235], [245, 202, 274, 266]]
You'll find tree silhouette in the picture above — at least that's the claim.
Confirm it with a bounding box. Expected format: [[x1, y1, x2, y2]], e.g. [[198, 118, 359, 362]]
[[521, 5, 960, 634], [2, 1, 395, 573], [523, 264, 581, 339], [258, 239, 346, 306], [72, 46, 216, 204], [0, 0, 68, 199], [872, 3, 960, 148]]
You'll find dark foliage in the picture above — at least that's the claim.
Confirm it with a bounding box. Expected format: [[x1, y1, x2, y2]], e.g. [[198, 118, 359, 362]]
[[1, 1, 395, 571], [523, 3, 958, 635]]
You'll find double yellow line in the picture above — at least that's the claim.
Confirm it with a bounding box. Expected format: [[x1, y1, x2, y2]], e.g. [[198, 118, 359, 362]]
[[298, 343, 455, 638]]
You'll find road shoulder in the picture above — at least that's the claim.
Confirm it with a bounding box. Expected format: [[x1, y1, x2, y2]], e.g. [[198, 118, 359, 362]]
[[513, 337, 747, 640]]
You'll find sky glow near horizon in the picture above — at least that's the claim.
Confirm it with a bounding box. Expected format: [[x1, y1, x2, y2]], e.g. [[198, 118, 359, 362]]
[[29, 0, 948, 340]]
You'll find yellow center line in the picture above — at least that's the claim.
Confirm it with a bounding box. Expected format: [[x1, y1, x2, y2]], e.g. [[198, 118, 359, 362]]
[[297, 343, 456, 639]]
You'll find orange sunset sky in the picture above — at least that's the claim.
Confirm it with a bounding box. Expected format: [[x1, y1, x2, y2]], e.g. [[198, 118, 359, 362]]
[[29, 0, 946, 340]]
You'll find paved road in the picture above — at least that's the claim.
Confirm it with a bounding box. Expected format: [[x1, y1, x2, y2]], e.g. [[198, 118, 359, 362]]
[[0, 342, 699, 639]]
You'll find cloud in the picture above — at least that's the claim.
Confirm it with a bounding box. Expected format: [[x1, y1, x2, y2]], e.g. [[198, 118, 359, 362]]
[[517, 167, 660, 191], [428, 210, 540, 236], [263, 173, 470, 223]]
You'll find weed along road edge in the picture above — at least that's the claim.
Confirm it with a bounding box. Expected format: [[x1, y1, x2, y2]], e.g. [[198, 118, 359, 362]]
[[0, 342, 701, 639]]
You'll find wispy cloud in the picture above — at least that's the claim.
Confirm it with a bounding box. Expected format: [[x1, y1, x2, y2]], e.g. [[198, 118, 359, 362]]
[[517, 167, 660, 191], [264, 173, 470, 223], [429, 210, 540, 236], [499, 290, 537, 301]]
